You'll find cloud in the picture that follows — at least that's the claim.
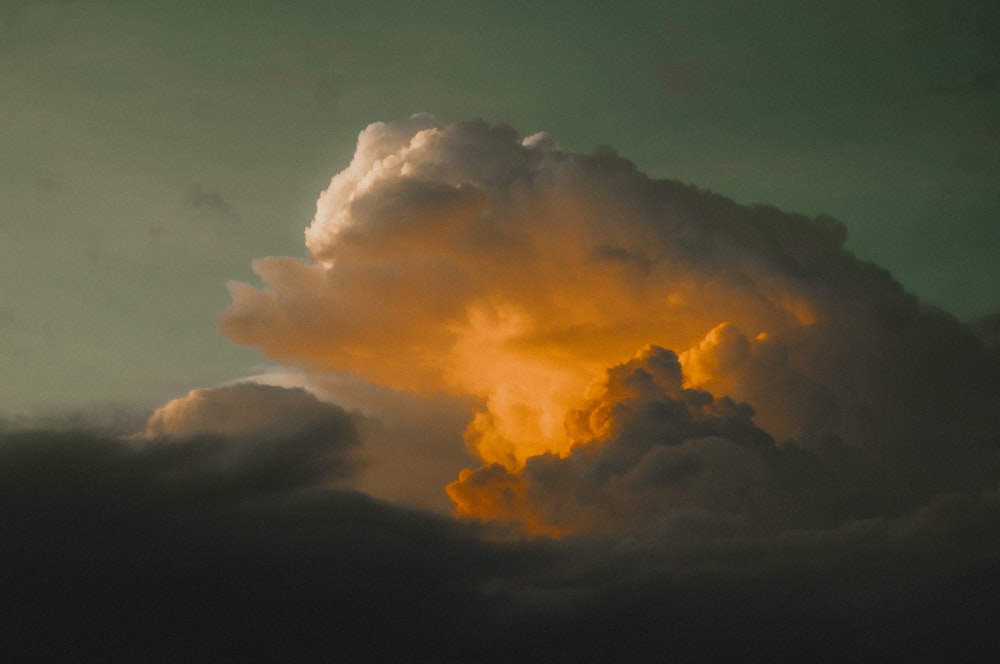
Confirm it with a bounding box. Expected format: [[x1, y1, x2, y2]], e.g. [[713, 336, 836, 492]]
[[0, 424, 525, 661], [448, 335, 1000, 538], [140, 382, 363, 490], [449, 345, 786, 535], [6, 117, 1000, 659], [218, 116, 1000, 534], [244, 369, 478, 512], [1, 422, 998, 661], [219, 117, 860, 471], [972, 311, 1000, 355]]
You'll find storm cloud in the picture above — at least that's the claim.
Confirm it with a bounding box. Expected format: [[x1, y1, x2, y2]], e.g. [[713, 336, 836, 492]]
[[4, 117, 1000, 660], [1, 420, 998, 662], [220, 117, 1000, 534]]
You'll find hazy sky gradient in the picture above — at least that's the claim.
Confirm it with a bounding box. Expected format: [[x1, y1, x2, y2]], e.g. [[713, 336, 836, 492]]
[[2, 0, 998, 413]]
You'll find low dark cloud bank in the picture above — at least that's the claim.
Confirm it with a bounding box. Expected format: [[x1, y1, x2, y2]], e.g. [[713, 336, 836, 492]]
[[2, 420, 998, 662], [4, 118, 1000, 661]]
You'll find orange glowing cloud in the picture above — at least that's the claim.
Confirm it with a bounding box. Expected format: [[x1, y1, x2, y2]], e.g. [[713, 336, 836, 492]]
[[218, 117, 1000, 534], [219, 119, 844, 471], [448, 344, 781, 535]]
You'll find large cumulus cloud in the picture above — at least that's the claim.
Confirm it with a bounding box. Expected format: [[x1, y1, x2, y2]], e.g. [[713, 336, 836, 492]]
[[219, 116, 1000, 536], [220, 116, 865, 468]]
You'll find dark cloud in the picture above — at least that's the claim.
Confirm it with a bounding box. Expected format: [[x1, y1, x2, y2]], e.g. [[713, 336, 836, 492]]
[[971, 311, 1000, 355], [140, 383, 363, 490], [1, 423, 998, 662], [0, 425, 515, 662]]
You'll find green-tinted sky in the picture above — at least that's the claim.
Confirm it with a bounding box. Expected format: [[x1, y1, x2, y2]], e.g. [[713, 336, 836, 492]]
[[2, 0, 998, 413]]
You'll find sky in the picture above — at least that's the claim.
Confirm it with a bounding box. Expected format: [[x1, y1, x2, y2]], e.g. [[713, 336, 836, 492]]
[[2, 1, 1000, 661]]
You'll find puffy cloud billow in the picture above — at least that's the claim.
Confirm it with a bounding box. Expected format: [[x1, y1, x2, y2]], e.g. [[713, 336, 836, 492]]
[[220, 116, 1000, 534], [4, 117, 1000, 660], [139, 382, 363, 490]]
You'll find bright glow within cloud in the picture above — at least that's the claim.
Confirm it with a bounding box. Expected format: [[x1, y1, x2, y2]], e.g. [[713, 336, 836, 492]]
[[218, 116, 1000, 534]]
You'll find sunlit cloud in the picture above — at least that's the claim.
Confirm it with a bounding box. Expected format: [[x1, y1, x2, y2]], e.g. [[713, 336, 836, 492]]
[[218, 116, 1000, 534], [3, 115, 1000, 660]]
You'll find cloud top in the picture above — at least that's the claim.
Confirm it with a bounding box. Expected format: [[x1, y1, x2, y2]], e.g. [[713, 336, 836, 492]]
[[141, 382, 361, 490]]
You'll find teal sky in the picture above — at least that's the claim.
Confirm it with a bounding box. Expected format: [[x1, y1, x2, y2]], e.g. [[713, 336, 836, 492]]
[[2, 0, 998, 414]]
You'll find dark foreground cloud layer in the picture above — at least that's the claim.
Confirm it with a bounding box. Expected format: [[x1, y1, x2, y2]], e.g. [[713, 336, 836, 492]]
[[1, 424, 999, 663]]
